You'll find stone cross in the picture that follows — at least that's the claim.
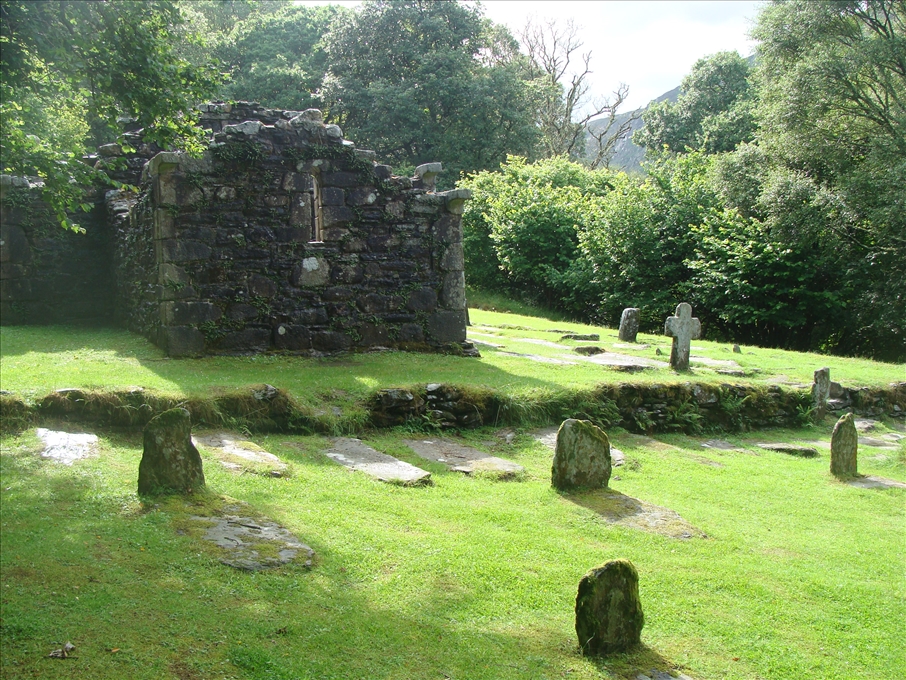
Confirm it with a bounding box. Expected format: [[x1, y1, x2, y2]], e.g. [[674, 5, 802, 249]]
[[664, 302, 700, 371]]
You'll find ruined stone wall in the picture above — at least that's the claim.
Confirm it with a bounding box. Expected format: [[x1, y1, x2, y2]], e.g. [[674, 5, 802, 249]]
[[117, 103, 470, 356], [0, 176, 114, 325]]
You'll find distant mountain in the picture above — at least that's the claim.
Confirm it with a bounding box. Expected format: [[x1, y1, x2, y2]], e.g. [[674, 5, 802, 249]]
[[587, 85, 680, 174]]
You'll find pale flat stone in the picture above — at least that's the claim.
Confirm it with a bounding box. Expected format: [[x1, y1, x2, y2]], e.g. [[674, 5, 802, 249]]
[[577, 352, 668, 369], [404, 438, 524, 478], [533, 426, 624, 466], [689, 356, 740, 367], [846, 475, 906, 490], [498, 351, 577, 365], [700, 439, 740, 450], [854, 418, 880, 432], [326, 438, 431, 485], [613, 343, 650, 350], [468, 338, 504, 348], [516, 338, 566, 348], [193, 432, 288, 476], [859, 436, 897, 449], [189, 512, 313, 570], [35, 428, 98, 465], [636, 671, 695, 680]]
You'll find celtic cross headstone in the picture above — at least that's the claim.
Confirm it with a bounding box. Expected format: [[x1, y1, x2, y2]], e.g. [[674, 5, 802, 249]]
[[664, 302, 700, 371]]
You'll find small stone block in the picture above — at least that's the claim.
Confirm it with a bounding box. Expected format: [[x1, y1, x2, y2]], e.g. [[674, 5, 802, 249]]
[[576, 559, 644, 656]]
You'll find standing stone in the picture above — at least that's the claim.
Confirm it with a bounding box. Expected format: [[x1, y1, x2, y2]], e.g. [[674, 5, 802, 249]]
[[664, 302, 701, 371], [575, 559, 644, 656], [812, 367, 831, 420], [552, 419, 612, 490], [618, 308, 641, 342], [830, 412, 858, 478], [138, 408, 205, 495]]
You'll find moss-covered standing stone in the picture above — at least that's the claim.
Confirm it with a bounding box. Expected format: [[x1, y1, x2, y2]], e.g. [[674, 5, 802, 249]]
[[575, 559, 644, 656], [830, 412, 858, 478], [552, 419, 611, 490], [138, 408, 205, 495]]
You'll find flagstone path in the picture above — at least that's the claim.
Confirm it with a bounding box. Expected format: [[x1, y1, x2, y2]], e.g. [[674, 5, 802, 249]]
[[403, 438, 524, 478], [326, 438, 431, 485]]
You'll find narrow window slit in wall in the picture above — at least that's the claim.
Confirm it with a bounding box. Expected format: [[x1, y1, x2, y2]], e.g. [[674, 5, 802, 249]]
[[310, 172, 323, 242]]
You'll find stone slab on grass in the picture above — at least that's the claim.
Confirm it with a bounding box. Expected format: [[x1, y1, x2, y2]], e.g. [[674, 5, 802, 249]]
[[578, 352, 668, 370], [573, 488, 706, 540], [498, 351, 577, 365], [846, 475, 906, 490], [700, 439, 741, 451], [193, 432, 288, 476], [516, 337, 566, 349], [190, 512, 314, 571], [404, 437, 524, 478], [35, 428, 98, 465], [326, 438, 431, 486], [689, 356, 740, 368], [636, 671, 696, 680], [858, 436, 898, 449], [757, 443, 820, 458]]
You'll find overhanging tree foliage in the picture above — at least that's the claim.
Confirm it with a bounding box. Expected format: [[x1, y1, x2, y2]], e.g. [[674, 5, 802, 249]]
[[1, 0, 220, 230]]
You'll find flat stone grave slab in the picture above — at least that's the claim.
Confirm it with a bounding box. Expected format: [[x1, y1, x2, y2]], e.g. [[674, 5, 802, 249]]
[[516, 337, 566, 348], [854, 418, 880, 432], [468, 338, 504, 348], [846, 475, 906, 490], [35, 428, 99, 465], [700, 439, 741, 451], [858, 436, 898, 449], [613, 342, 650, 350], [193, 432, 288, 477], [326, 438, 431, 486], [573, 488, 705, 539], [498, 351, 577, 365], [188, 510, 314, 571], [636, 671, 696, 680], [689, 356, 740, 368], [532, 426, 625, 466], [403, 438, 524, 478], [577, 352, 668, 369], [756, 443, 820, 458]]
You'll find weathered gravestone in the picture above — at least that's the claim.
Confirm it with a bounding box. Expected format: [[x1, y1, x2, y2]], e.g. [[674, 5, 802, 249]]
[[618, 308, 640, 342], [552, 419, 612, 491], [812, 367, 831, 420], [664, 302, 701, 372], [138, 408, 205, 495], [830, 412, 858, 478], [575, 559, 644, 656]]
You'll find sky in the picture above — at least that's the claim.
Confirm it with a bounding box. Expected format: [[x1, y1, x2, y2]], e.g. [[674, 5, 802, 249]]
[[300, 0, 763, 112]]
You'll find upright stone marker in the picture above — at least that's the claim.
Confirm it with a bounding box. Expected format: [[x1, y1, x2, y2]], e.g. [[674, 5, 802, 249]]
[[138, 408, 205, 495], [618, 308, 640, 342], [812, 367, 831, 420], [575, 559, 644, 656], [552, 419, 612, 490], [664, 302, 701, 371], [830, 412, 858, 478]]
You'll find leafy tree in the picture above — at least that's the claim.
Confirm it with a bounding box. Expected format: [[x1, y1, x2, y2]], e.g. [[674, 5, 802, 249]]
[[214, 3, 342, 110], [1, 0, 220, 229], [459, 156, 612, 310], [750, 0, 906, 359], [635, 51, 755, 154], [321, 0, 539, 183]]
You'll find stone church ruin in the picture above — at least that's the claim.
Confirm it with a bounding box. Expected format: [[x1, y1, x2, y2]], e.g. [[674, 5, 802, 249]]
[[1, 102, 472, 357]]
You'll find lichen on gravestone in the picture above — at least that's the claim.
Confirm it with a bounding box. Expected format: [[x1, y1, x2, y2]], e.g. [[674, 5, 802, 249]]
[[575, 559, 644, 656], [138, 408, 205, 496], [552, 419, 612, 491], [830, 412, 858, 478]]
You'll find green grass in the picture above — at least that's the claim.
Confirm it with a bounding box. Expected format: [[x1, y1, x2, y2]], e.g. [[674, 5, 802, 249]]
[[1, 311, 901, 410], [1, 422, 903, 679]]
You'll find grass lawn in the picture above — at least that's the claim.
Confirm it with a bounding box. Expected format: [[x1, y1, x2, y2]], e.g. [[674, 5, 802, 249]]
[[1, 310, 902, 409], [1, 308, 904, 679], [1, 421, 903, 679]]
